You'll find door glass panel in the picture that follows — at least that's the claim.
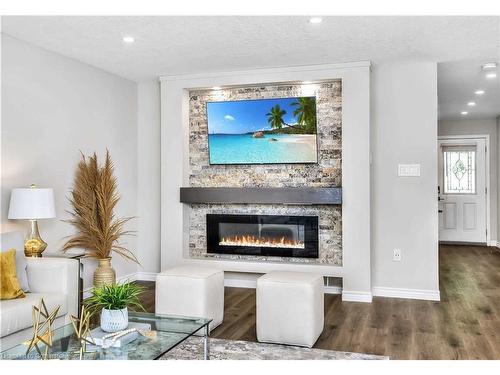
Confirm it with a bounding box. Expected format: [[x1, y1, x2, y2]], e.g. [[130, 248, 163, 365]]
[[443, 146, 476, 194]]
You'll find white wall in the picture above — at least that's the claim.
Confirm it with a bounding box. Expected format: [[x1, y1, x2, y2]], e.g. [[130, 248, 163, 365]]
[[137, 81, 161, 273], [371, 61, 440, 298], [498, 116, 500, 244], [438, 118, 498, 244], [1, 34, 138, 290]]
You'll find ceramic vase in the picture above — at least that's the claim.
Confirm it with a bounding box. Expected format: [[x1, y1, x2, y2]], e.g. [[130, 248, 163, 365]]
[[93, 257, 116, 287], [100, 307, 128, 332]]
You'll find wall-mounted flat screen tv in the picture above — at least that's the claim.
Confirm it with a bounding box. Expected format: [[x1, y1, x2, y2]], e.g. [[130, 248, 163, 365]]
[[206, 96, 318, 165]]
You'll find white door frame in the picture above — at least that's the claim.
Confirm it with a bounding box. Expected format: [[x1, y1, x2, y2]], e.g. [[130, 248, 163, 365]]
[[438, 134, 491, 245]]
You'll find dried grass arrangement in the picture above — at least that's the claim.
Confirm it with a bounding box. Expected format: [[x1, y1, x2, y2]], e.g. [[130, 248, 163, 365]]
[[62, 151, 138, 264]]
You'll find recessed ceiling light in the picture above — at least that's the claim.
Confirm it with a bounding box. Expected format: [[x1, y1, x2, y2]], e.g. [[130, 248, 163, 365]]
[[482, 62, 497, 70], [122, 36, 135, 43], [467, 101, 476, 106], [475, 90, 485, 95], [309, 17, 322, 24], [302, 81, 313, 84], [212, 86, 222, 90], [461, 111, 468, 115], [486, 72, 497, 79]]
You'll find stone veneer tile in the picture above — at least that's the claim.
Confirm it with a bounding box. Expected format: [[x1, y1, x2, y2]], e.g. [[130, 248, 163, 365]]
[[189, 204, 342, 265], [188, 82, 342, 266]]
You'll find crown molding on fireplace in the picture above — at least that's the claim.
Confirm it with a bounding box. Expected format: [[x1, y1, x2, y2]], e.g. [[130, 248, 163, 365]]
[[159, 61, 371, 83], [180, 187, 342, 205]]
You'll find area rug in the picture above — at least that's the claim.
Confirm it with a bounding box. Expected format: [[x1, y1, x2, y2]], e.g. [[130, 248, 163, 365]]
[[161, 337, 389, 360]]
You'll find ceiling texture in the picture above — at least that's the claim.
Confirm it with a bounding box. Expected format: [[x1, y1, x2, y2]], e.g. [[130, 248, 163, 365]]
[[438, 60, 500, 120], [1, 16, 499, 120]]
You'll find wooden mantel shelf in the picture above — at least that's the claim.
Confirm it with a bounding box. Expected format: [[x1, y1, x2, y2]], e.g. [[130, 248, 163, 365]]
[[179, 187, 341, 205]]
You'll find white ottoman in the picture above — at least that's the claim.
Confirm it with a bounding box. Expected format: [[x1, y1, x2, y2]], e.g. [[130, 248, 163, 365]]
[[256, 271, 324, 348], [155, 266, 224, 331]]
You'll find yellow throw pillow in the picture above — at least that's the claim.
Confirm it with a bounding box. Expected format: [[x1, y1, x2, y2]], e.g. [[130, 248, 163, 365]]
[[0, 249, 26, 300]]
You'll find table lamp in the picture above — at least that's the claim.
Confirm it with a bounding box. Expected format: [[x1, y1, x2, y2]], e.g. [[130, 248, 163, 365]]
[[8, 184, 56, 257]]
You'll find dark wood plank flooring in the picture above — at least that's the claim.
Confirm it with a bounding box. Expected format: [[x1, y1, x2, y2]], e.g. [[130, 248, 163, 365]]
[[137, 244, 500, 359]]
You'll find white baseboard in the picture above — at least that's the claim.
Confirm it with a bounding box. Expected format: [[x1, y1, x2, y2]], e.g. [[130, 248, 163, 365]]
[[372, 286, 441, 301], [324, 286, 342, 295], [83, 272, 440, 303], [116, 272, 139, 283], [136, 271, 158, 281], [224, 274, 342, 294], [135, 271, 343, 294], [223, 278, 342, 295], [488, 240, 500, 248], [341, 290, 373, 303], [224, 277, 257, 289]]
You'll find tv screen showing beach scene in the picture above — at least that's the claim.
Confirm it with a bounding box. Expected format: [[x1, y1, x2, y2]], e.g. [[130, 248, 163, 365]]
[[206, 96, 318, 165]]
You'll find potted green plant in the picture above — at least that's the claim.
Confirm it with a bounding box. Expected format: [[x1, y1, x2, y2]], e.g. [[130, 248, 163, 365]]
[[85, 282, 146, 332]]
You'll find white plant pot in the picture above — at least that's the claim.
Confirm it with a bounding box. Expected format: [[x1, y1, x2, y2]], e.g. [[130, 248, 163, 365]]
[[100, 307, 129, 332]]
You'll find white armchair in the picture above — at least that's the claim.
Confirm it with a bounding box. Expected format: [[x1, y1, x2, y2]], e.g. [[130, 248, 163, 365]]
[[0, 256, 79, 352]]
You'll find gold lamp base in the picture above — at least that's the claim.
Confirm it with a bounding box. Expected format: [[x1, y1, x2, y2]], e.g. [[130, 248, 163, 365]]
[[24, 220, 47, 257]]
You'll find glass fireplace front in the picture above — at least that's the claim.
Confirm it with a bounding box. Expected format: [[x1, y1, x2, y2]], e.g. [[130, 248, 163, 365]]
[[206, 214, 319, 258]]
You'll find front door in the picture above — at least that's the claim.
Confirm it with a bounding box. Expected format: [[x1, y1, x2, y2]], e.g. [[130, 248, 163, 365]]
[[438, 137, 487, 243]]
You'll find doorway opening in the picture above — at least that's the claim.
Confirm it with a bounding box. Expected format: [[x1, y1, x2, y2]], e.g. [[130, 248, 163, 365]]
[[438, 135, 490, 245]]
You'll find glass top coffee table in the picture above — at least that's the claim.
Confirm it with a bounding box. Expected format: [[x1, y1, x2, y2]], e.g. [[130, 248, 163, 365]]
[[1, 312, 212, 360]]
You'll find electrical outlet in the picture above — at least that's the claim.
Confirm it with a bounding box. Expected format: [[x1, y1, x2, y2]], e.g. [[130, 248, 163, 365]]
[[393, 249, 401, 262]]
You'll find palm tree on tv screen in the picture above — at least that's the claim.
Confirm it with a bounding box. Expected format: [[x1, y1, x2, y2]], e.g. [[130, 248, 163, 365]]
[[292, 97, 317, 133], [266, 105, 287, 130]]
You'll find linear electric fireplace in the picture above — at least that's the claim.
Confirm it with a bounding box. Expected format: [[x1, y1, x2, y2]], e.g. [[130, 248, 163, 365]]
[[207, 214, 319, 258]]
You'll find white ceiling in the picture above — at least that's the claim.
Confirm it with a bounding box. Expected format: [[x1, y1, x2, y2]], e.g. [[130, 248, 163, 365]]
[[1, 16, 499, 119], [438, 60, 500, 120]]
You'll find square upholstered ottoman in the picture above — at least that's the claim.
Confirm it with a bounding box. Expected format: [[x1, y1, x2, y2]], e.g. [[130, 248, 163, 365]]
[[155, 266, 224, 331], [256, 271, 324, 347]]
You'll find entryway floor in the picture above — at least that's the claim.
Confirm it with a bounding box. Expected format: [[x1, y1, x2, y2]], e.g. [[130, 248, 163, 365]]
[[138, 244, 500, 359]]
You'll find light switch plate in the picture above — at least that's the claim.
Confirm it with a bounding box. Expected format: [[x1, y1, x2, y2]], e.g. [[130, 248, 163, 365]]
[[393, 249, 401, 262], [398, 164, 420, 177]]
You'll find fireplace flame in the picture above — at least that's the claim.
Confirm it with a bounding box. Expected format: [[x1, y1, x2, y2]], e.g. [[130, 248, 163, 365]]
[[219, 235, 305, 249]]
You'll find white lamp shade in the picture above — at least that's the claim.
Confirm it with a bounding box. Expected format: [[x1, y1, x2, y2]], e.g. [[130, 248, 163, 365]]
[[8, 188, 56, 219]]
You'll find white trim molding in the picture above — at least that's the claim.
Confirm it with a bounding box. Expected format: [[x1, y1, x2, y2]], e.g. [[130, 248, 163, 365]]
[[136, 271, 158, 281], [488, 240, 500, 248], [159, 61, 371, 82], [116, 272, 140, 284], [223, 275, 342, 295], [84, 272, 444, 302], [341, 291, 373, 303], [324, 286, 342, 295], [223, 277, 257, 289], [86, 271, 344, 296], [372, 287, 441, 301]]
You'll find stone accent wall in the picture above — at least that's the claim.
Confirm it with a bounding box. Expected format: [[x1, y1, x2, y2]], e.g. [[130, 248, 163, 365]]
[[188, 82, 343, 265]]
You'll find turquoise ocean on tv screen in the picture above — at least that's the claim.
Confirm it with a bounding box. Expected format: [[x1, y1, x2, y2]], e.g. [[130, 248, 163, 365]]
[[208, 134, 318, 164]]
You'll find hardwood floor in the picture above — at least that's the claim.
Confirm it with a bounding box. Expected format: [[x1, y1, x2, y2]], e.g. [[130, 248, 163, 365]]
[[137, 244, 500, 359]]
